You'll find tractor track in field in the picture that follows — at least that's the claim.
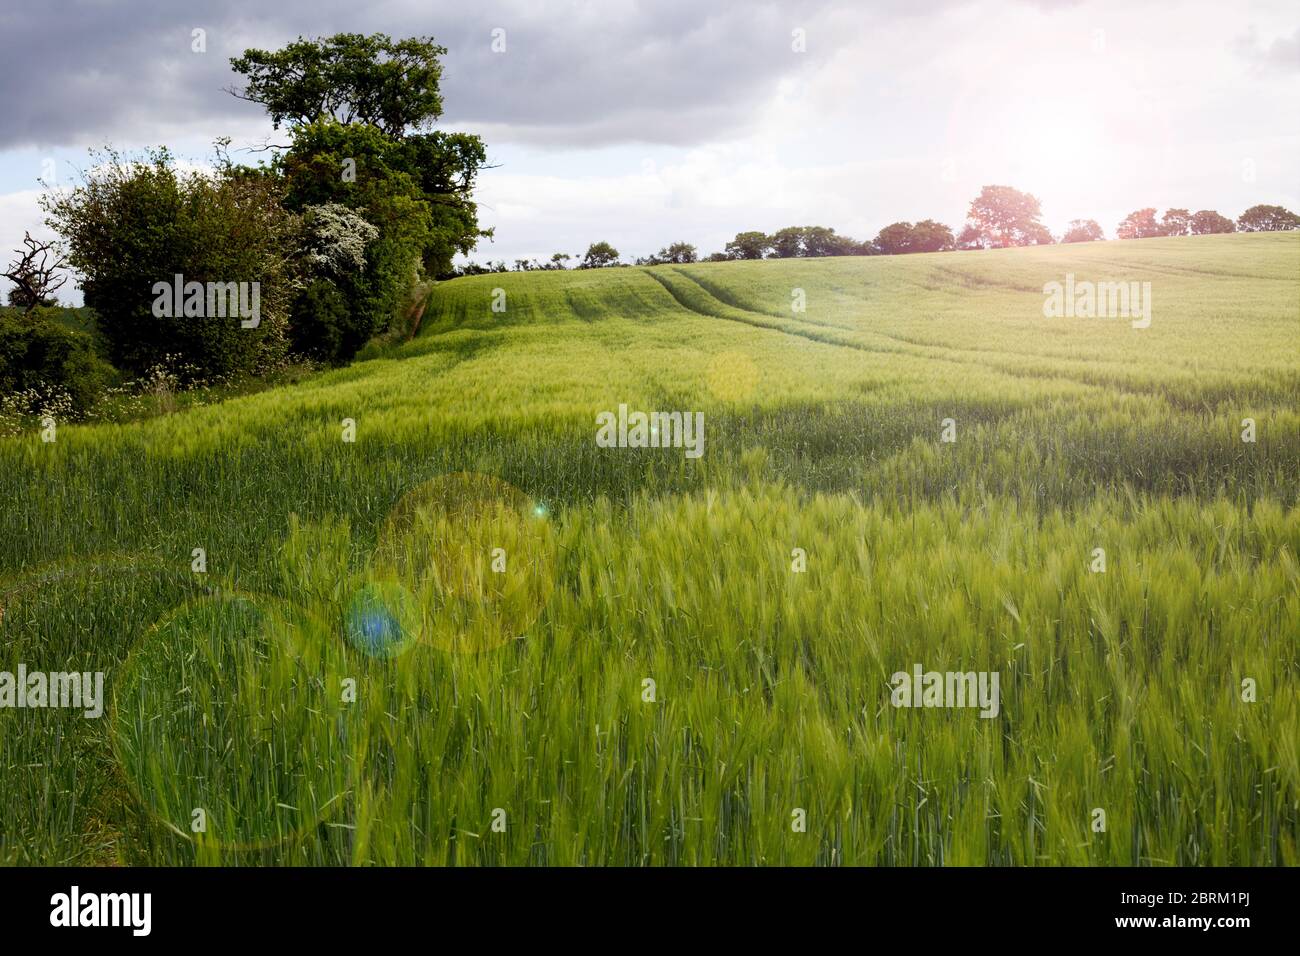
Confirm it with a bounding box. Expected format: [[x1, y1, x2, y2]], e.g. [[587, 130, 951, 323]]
[[669, 266, 1137, 371], [639, 266, 1126, 394], [669, 268, 857, 331], [635, 266, 1263, 406], [641, 266, 888, 355]]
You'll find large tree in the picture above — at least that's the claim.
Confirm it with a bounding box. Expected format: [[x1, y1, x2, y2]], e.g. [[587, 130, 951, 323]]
[[960, 186, 1052, 248], [229, 33, 491, 357], [232, 34, 490, 279]]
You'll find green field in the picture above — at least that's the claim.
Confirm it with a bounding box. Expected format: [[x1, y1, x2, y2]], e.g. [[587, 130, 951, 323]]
[[1, 232, 1297, 865]]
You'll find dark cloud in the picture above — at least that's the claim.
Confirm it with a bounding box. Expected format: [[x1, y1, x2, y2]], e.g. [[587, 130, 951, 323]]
[[435, 1, 853, 146], [0, 0, 884, 150], [0, 0, 246, 149]]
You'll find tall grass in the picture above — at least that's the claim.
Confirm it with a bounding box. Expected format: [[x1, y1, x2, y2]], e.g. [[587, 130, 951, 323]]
[[1, 233, 1296, 865]]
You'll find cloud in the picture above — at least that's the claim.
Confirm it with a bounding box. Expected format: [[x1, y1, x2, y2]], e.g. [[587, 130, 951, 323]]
[[1236, 26, 1300, 72], [0, 0, 883, 151]]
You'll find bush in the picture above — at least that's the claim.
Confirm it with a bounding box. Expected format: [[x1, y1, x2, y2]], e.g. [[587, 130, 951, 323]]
[[289, 204, 397, 365], [42, 148, 298, 381], [289, 279, 353, 364], [350, 232, 422, 338], [280, 123, 432, 357], [0, 315, 115, 413]]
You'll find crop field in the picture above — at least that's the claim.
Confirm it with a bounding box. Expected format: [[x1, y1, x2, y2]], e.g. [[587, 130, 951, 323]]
[[1, 232, 1297, 866]]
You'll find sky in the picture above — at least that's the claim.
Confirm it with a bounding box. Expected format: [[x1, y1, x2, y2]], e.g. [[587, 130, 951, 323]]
[[1, 0, 1298, 301]]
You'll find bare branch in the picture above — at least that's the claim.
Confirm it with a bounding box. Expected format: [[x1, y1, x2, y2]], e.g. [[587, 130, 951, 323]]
[[3, 232, 68, 313]]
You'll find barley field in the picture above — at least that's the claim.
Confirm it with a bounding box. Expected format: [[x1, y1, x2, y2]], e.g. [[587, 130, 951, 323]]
[[1, 232, 1297, 865]]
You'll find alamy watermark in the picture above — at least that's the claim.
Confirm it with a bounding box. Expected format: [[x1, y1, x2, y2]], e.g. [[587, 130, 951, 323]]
[[1043, 273, 1151, 329], [50, 886, 151, 936], [596, 403, 705, 458], [152, 274, 261, 328], [0, 665, 105, 718], [890, 664, 1000, 718]]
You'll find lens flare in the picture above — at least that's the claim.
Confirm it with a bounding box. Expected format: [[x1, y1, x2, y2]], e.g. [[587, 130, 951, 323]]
[[375, 472, 558, 654], [343, 578, 421, 659]]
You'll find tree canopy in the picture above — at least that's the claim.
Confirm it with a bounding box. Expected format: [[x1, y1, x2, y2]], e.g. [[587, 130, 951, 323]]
[[581, 242, 620, 268], [229, 33, 447, 136], [1190, 210, 1235, 235], [1061, 219, 1104, 243], [1161, 208, 1192, 237], [874, 220, 955, 254], [1237, 204, 1300, 232], [724, 231, 772, 260], [1116, 208, 1162, 240], [767, 225, 858, 258], [230, 34, 492, 357], [960, 186, 1052, 248]]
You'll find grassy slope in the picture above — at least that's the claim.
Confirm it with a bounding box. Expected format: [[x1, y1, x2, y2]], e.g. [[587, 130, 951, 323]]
[[1, 233, 1297, 865]]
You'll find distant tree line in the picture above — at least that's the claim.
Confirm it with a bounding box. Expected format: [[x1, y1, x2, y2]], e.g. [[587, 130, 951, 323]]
[[1114, 204, 1298, 239], [444, 188, 1300, 276]]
